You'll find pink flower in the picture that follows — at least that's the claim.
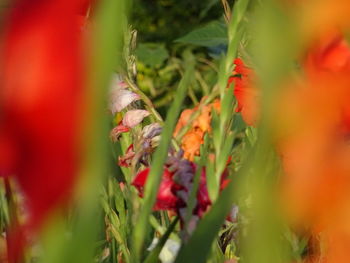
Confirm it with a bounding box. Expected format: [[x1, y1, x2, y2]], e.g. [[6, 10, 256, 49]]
[[109, 75, 140, 114], [122, 109, 150, 128], [110, 110, 150, 141]]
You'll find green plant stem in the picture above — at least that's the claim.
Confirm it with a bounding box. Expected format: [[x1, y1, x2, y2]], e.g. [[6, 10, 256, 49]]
[[4, 178, 22, 263], [195, 71, 210, 96], [124, 77, 164, 124], [131, 64, 194, 263]]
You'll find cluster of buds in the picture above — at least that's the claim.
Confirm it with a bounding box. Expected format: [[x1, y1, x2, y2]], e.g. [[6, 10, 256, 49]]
[[118, 123, 162, 167]]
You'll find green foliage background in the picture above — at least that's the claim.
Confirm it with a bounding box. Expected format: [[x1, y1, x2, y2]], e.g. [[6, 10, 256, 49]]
[[130, 0, 226, 116], [131, 0, 223, 43]]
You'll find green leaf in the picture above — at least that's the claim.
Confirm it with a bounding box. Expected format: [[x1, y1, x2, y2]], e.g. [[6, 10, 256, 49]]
[[144, 217, 179, 263], [206, 156, 218, 202], [211, 109, 221, 152], [38, 0, 126, 262], [174, 170, 239, 263], [184, 134, 209, 226], [199, 0, 220, 19], [131, 59, 195, 263], [173, 1, 251, 262], [215, 131, 234, 184], [220, 86, 234, 125], [175, 21, 227, 47], [135, 43, 169, 67]]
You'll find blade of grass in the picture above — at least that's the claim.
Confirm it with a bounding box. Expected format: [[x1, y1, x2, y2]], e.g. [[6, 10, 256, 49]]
[[174, 166, 245, 263], [182, 4, 250, 254], [239, 0, 298, 261], [183, 134, 209, 227], [212, 0, 250, 202], [38, 0, 126, 262], [131, 60, 195, 262], [144, 217, 179, 263]]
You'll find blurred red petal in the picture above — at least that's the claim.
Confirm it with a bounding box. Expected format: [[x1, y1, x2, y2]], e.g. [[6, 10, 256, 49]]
[[0, 0, 90, 257]]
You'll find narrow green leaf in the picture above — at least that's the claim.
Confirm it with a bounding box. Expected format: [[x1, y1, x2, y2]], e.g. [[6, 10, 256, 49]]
[[211, 109, 221, 152], [225, 0, 250, 73], [206, 157, 218, 203], [37, 0, 126, 262], [144, 217, 179, 263], [220, 86, 235, 125], [132, 61, 195, 262], [174, 2, 250, 262], [174, 170, 240, 263], [215, 131, 234, 186], [184, 134, 209, 226]]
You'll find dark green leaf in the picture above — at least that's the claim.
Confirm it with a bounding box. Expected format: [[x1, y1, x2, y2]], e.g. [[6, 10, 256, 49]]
[[175, 21, 227, 47], [135, 43, 169, 67]]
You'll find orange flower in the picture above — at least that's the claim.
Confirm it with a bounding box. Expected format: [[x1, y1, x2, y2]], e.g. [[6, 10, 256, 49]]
[[304, 33, 350, 76], [274, 35, 350, 263], [181, 129, 204, 161], [174, 108, 195, 136], [175, 99, 220, 161], [284, 0, 350, 41]]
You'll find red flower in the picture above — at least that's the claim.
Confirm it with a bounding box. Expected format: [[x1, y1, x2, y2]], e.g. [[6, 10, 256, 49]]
[[228, 58, 258, 126], [110, 123, 130, 141], [132, 168, 182, 211], [195, 168, 212, 217], [131, 159, 230, 218], [0, 0, 90, 256]]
